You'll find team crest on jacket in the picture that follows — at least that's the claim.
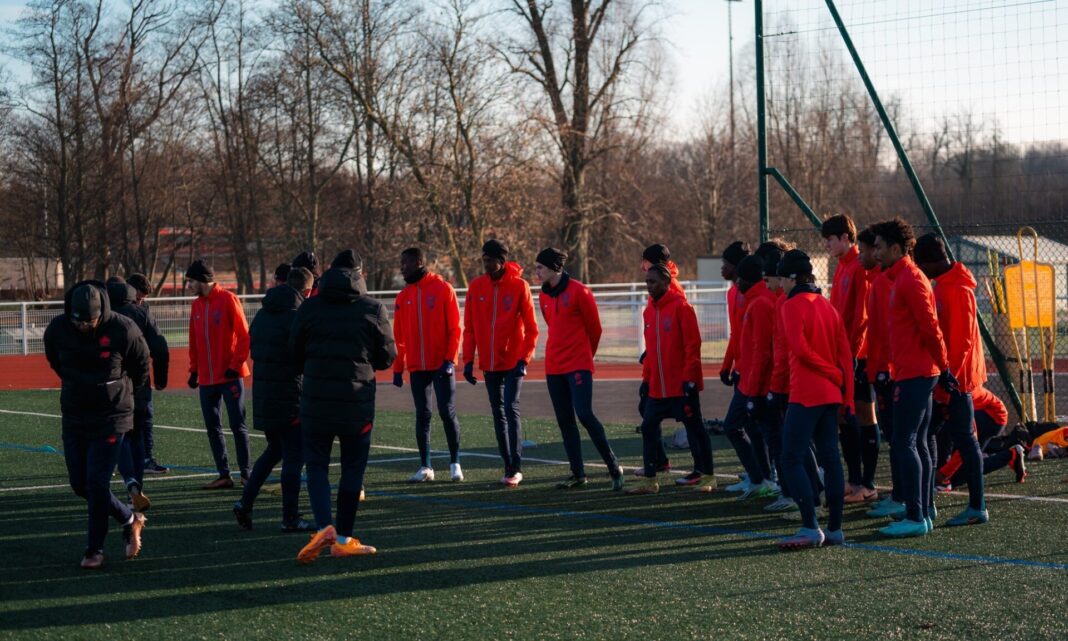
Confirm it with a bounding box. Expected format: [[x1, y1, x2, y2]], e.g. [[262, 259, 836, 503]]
[[99, 336, 111, 347], [503, 294, 514, 311], [426, 295, 436, 310], [212, 309, 223, 325], [661, 317, 673, 332], [561, 292, 571, 307]]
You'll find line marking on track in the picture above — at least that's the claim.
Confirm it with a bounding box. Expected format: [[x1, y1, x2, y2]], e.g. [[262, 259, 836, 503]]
[[2, 408, 1066, 505]]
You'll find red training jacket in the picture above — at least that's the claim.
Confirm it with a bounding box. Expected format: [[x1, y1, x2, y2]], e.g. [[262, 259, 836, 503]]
[[642, 289, 703, 399], [931, 262, 987, 399], [719, 282, 745, 377], [865, 269, 891, 383], [769, 289, 790, 394], [393, 272, 461, 373], [736, 280, 776, 398], [830, 245, 869, 358], [781, 288, 855, 412], [886, 255, 948, 381], [462, 262, 539, 372], [539, 276, 602, 375], [188, 283, 251, 385]]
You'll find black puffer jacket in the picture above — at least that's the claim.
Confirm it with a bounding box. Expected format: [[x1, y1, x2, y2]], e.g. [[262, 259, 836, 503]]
[[250, 285, 304, 432], [107, 281, 170, 391], [290, 267, 396, 435], [44, 280, 150, 438]]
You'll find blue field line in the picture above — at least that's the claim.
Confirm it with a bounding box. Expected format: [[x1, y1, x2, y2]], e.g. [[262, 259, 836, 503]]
[[0, 442, 60, 454], [370, 489, 1068, 572]]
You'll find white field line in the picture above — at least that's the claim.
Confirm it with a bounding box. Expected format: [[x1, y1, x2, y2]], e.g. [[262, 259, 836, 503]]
[[1, 408, 1066, 505]]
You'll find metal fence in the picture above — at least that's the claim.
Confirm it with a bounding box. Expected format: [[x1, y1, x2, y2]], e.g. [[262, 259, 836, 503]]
[[0, 282, 731, 364]]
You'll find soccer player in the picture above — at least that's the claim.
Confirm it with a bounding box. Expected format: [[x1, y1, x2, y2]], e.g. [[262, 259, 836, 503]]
[[774, 250, 853, 550], [461, 239, 539, 487], [185, 259, 252, 489], [44, 282, 150, 568], [914, 233, 990, 526], [292, 250, 396, 563], [127, 273, 169, 475], [822, 214, 873, 502], [872, 218, 954, 538], [233, 267, 315, 533], [627, 264, 715, 494], [936, 386, 1026, 489], [392, 247, 464, 483], [107, 277, 169, 513], [847, 228, 882, 503], [535, 247, 624, 490], [721, 255, 779, 500]]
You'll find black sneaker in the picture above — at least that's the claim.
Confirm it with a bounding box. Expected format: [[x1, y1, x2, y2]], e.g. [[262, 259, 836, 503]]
[[143, 459, 169, 474], [1011, 444, 1028, 483], [233, 501, 253, 530], [556, 475, 588, 489], [280, 518, 315, 533]]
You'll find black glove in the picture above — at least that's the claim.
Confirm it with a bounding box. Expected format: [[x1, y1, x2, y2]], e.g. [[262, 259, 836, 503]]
[[875, 371, 890, 384], [638, 350, 647, 365], [682, 381, 697, 398], [223, 368, 240, 380], [437, 360, 454, 378], [463, 361, 477, 385], [854, 359, 867, 386], [638, 381, 649, 418], [745, 396, 758, 419], [513, 360, 527, 378], [392, 372, 404, 388], [154, 370, 168, 391], [731, 371, 740, 386], [187, 372, 198, 389], [720, 370, 733, 387], [938, 369, 961, 396]]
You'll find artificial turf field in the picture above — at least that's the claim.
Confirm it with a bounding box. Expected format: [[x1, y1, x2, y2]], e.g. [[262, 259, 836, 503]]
[[0, 389, 1066, 641]]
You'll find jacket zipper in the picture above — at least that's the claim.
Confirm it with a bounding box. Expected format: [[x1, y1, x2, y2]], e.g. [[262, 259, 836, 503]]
[[203, 297, 214, 386], [417, 285, 426, 370], [656, 306, 666, 396], [490, 285, 499, 371]]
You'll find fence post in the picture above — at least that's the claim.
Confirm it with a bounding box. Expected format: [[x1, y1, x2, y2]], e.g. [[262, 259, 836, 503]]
[[20, 303, 28, 356], [633, 283, 645, 359]]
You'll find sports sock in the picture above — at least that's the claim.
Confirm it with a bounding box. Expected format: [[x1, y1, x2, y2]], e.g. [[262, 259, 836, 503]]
[[335, 535, 350, 545]]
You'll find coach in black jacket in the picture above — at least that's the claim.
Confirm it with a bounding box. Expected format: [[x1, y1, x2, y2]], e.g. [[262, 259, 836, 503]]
[[233, 267, 314, 532], [44, 281, 150, 568], [290, 250, 396, 562], [107, 278, 169, 507]]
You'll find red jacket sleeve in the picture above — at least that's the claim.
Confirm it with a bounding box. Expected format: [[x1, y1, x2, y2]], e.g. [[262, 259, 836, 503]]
[[187, 302, 199, 374], [771, 300, 790, 392], [749, 299, 775, 396], [580, 286, 602, 357], [462, 287, 476, 365], [444, 285, 461, 364], [229, 295, 251, 371], [835, 319, 856, 413], [680, 302, 704, 389], [517, 285, 539, 364], [940, 283, 975, 381], [906, 275, 949, 371], [865, 286, 882, 382], [847, 268, 870, 356], [392, 294, 407, 374]]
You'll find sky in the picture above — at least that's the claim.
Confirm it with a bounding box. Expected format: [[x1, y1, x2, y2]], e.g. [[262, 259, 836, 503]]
[[2, 0, 1065, 146]]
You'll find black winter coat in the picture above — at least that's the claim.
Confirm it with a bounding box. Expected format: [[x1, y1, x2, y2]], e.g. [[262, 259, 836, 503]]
[[44, 280, 150, 438], [250, 285, 304, 432], [107, 281, 170, 392], [289, 267, 396, 436]]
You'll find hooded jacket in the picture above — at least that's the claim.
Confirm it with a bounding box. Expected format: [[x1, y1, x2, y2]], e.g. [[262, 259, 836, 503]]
[[290, 267, 396, 436], [830, 245, 869, 357], [641, 289, 704, 399], [107, 281, 169, 391], [392, 271, 461, 373], [864, 269, 891, 383], [781, 285, 855, 412], [719, 282, 745, 377], [250, 285, 304, 432], [188, 283, 251, 385], [886, 255, 948, 381], [736, 280, 776, 398], [539, 273, 602, 375], [931, 262, 987, 397], [462, 262, 538, 372], [44, 280, 150, 438]]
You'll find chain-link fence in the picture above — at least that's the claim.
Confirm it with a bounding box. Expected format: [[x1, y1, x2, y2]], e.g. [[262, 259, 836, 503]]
[[0, 282, 731, 365]]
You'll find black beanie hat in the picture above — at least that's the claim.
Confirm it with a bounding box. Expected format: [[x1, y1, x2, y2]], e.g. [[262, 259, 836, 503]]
[[274, 263, 292, 282], [70, 284, 103, 322], [761, 249, 785, 277], [642, 244, 670, 265], [736, 255, 764, 283], [292, 251, 319, 276], [778, 249, 813, 278], [913, 233, 947, 263], [481, 239, 509, 260], [185, 259, 214, 284], [331, 249, 363, 270], [722, 241, 749, 266], [536, 248, 567, 272]]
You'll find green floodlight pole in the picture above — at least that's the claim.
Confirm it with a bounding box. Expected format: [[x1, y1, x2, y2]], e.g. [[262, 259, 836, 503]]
[[823, 0, 1023, 417], [754, 0, 769, 243]]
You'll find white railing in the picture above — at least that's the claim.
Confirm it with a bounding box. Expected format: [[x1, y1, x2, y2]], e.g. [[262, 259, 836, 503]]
[[0, 281, 731, 361]]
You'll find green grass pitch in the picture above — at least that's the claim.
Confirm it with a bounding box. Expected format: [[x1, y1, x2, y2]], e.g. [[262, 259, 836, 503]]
[[0, 390, 1066, 640]]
